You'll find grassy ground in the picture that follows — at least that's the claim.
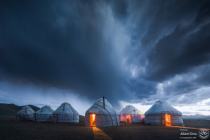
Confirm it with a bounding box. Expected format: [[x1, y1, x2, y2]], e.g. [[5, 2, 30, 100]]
[[0, 119, 94, 140], [1, 118, 210, 140], [184, 119, 210, 128], [102, 125, 182, 140]]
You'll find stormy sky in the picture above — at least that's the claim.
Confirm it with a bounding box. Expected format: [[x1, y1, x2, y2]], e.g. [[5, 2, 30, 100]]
[[0, 0, 210, 115]]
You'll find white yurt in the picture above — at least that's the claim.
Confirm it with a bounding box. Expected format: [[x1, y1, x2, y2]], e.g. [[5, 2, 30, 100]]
[[53, 102, 79, 123], [16, 105, 35, 121], [85, 97, 119, 127], [35, 105, 53, 122], [144, 100, 183, 126], [120, 105, 144, 124]]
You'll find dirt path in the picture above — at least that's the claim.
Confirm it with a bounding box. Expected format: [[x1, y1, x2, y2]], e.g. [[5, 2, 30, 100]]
[[92, 127, 112, 140]]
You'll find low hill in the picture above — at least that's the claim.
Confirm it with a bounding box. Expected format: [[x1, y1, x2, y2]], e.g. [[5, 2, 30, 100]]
[[183, 115, 210, 120], [0, 103, 20, 117], [0, 103, 40, 117]]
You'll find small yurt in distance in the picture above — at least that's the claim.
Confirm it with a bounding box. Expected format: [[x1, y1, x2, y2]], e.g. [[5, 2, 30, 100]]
[[144, 100, 183, 126], [35, 105, 53, 122], [16, 105, 35, 121], [120, 105, 144, 124], [85, 97, 119, 127], [53, 102, 79, 123]]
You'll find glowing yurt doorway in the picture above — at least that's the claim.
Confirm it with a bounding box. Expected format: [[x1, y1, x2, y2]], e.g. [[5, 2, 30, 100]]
[[90, 113, 96, 127], [126, 115, 132, 124], [164, 113, 172, 126]]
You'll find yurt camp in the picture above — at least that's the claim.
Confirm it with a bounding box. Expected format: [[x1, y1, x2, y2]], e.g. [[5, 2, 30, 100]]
[[16, 105, 35, 121], [85, 97, 119, 127], [120, 105, 144, 125], [53, 102, 79, 123], [35, 105, 53, 122], [144, 100, 183, 126]]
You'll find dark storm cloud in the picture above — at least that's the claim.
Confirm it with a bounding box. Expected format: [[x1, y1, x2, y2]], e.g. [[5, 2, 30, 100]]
[[0, 0, 128, 102], [0, 0, 210, 105], [144, 0, 210, 81], [119, 0, 210, 103]]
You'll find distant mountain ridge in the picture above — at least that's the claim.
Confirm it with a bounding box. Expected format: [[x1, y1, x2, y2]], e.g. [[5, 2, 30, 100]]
[[183, 115, 210, 120], [0, 103, 40, 117]]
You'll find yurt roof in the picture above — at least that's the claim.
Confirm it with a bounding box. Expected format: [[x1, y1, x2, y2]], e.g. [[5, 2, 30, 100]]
[[17, 105, 35, 114], [36, 105, 53, 114], [145, 100, 182, 116], [53, 102, 79, 115], [120, 105, 142, 115], [86, 97, 116, 115]]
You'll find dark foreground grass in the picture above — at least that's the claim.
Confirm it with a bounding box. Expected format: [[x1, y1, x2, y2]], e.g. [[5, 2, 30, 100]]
[[0, 119, 94, 140], [101, 121, 210, 140], [102, 125, 182, 140], [0, 118, 210, 140], [184, 119, 210, 128]]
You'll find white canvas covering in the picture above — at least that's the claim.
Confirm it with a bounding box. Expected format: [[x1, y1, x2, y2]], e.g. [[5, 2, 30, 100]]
[[85, 97, 119, 127], [53, 102, 79, 123], [120, 105, 142, 114], [35, 105, 53, 122], [120, 105, 144, 123], [144, 100, 183, 126], [17, 105, 35, 121]]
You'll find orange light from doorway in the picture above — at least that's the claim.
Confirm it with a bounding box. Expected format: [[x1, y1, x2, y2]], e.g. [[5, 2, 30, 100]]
[[165, 114, 172, 126], [126, 115, 132, 124], [90, 113, 96, 127]]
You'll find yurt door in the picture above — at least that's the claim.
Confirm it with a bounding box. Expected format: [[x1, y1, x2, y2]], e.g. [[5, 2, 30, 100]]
[[90, 113, 96, 127], [126, 115, 132, 124], [164, 114, 172, 126]]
